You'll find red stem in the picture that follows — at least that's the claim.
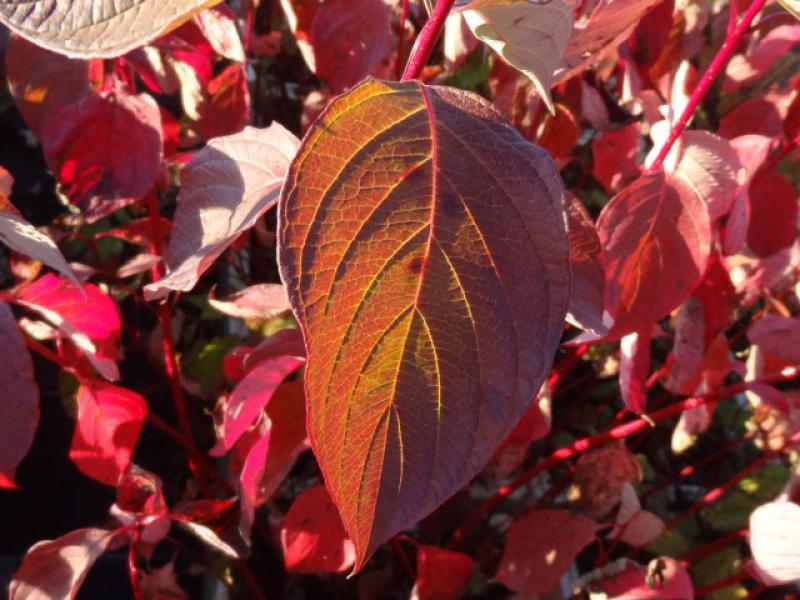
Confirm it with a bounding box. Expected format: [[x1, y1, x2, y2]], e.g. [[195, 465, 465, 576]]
[[447, 373, 797, 548], [145, 192, 210, 495], [395, 0, 411, 80], [647, 0, 767, 172], [401, 0, 457, 80], [679, 528, 748, 564]]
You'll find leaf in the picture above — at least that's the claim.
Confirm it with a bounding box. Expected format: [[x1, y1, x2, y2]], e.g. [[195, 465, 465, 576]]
[[278, 78, 570, 568], [571, 442, 642, 519], [16, 274, 121, 380], [747, 172, 798, 258], [585, 172, 711, 341], [210, 356, 304, 455], [780, 0, 800, 20], [566, 193, 606, 335], [495, 509, 599, 596], [208, 284, 291, 320], [238, 416, 271, 542], [144, 124, 299, 300], [70, 381, 147, 486], [0, 0, 223, 58], [41, 86, 163, 220], [748, 315, 800, 364], [554, 0, 664, 84], [280, 0, 393, 93], [5, 35, 99, 137], [749, 501, 800, 585], [619, 329, 651, 414], [411, 545, 475, 600], [223, 328, 307, 384], [581, 557, 693, 599], [724, 24, 800, 90], [0, 170, 79, 286], [194, 6, 246, 63], [281, 485, 356, 574], [0, 301, 39, 489], [459, 0, 573, 112], [609, 482, 665, 546], [591, 123, 641, 195], [197, 64, 251, 140], [8, 528, 118, 600], [647, 129, 742, 221]]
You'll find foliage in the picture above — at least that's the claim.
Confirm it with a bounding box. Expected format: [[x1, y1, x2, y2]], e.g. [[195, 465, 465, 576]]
[[0, 0, 799, 598]]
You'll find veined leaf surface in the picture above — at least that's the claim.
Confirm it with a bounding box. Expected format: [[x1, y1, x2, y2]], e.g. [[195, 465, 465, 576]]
[[278, 79, 570, 568], [0, 0, 222, 58]]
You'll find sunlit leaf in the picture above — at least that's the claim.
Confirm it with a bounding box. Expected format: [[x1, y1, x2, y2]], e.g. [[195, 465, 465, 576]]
[[459, 0, 572, 112], [144, 124, 299, 300], [0, 0, 223, 58], [279, 78, 570, 568], [749, 501, 800, 585], [411, 545, 475, 600], [9, 528, 118, 599]]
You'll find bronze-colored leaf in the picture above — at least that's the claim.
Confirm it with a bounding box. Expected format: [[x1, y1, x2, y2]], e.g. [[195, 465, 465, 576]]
[[279, 78, 570, 568]]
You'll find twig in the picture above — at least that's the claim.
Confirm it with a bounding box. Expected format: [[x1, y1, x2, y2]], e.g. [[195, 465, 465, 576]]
[[401, 0, 457, 80], [647, 0, 767, 172]]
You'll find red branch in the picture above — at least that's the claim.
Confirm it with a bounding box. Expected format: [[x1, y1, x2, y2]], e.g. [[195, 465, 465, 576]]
[[647, 0, 767, 172], [448, 371, 798, 548], [401, 0, 457, 80], [145, 192, 210, 494]]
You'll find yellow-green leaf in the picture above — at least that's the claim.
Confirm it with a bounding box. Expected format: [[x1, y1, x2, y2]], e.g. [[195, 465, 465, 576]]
[[779, 0, 800, 21]]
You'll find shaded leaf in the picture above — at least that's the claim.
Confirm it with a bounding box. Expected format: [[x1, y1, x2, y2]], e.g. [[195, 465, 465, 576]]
[[609, 482, 665, 546], [411, 545, 475, 600], [748, 315, 800, 364], [70, 381, 147, 486], [0, 0, 223, 58], [0, 301, 39, 489], [41, 86, 163, 219], [281, 485, 356, 574], [144, 124, 299, 300], [747, 172, 798, 258], [5, 35, 98, 137], [495, 509, 598, 596], [9, 528, 118, 600], [197, 64, 251, 140], [459, 0, 572, 112], [619, 329, 651, 414], [566, 192, 605, 334], [571, 442, 642, 519], [555, 0, 664, 84], [591, 123, 641, 195], [238, 416, 270, 542], [278, 78, 570, 568]]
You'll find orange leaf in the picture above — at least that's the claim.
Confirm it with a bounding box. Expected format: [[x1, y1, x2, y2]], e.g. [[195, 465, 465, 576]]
[[278, 79, 570, 568]]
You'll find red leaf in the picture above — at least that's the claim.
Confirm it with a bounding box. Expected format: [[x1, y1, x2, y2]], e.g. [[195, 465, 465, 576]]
[[198, 64, 251, 140], [609, 482, 664, 546], [748, 315, 800, 364], [41, 86, 163, 220], [411, 545, 475, 600], [492, 384, 551, 479], [724, 135, 773, 255], [70, 382, 147, 486], [0, 301, 39, 489], [238, 416, 271, 541], [9, 528, 118, 600], [5, 35, 100, 137], [495, 509, 599, 596], [112, 465, 170, 545], [749, 501, 800, 585], [724, 25, 800, 91], [211, 355, 304, 455], [588, 172, 711, 340], [194, 6, 246, 63], [619, 329, 651, 414], [283, 0, 393, 93], [144, 124, 299, 299], [581, 557, 693, 599], [223, 328, 307, 384], [718, 99, 783, 140], [16, 274, 121, 380], [566, 192, 606, 335], [592, 124, 641, 195], [747, 172, 798, 258], [281, 485, 356, 574]]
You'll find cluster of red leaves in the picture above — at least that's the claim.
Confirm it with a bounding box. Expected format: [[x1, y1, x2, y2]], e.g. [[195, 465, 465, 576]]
[[0, 0, 799, 599]]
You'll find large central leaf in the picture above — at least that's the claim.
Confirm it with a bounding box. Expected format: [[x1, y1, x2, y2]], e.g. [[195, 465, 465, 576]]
[[278, 79, 570, 568]]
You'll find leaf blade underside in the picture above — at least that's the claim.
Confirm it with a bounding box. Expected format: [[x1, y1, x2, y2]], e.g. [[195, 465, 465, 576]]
[[278, 79, 570, 569]]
